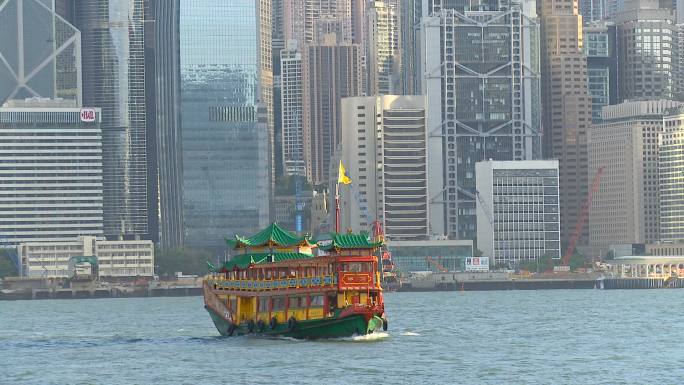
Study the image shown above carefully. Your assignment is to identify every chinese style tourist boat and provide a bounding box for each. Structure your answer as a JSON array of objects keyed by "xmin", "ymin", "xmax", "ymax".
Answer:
[{"xmin": 203, "ymin": 223, "xmax": 388, "ymax": 338}]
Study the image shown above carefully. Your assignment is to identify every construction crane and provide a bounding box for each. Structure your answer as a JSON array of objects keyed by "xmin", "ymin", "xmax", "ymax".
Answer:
[
  {"xmin": 475, "ymin": 189, "xmax": 494, "ymax": 228},
  {"xmin": 561, "ymin": 166, "xmax": 606, "ymax": 265}
]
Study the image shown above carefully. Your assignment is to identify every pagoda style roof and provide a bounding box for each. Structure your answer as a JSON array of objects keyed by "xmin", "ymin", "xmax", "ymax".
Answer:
[
  {"xmin": 227, "ymin": 223, "xmax": 312, "ymax": 249},
  {"xmin": 318, "ymin": 233, "xmax": 383, "ymax": 252},
  {"xmin": 220, "ymin": 251, "xmax": 314, "ymax": 270}
]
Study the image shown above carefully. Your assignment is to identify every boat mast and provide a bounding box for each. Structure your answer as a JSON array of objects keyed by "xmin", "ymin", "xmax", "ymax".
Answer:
[{"xmin": 335, "ymin": 182, "xmax": 340, "ymax": 233}]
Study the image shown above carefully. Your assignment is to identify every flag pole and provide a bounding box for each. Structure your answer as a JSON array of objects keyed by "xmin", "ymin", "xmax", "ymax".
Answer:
[{"xmin": 335, "ymin": 182, "xmax": 340, "ymax": 233}]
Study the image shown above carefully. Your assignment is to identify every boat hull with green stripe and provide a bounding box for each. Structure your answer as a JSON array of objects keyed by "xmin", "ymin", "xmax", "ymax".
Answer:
[{"xmin": 203, "ymin": 223, "xmax": 388, "ymax": 339}]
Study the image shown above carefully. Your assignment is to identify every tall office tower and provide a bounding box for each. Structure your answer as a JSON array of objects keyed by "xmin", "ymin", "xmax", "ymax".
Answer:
[
  {"xmin": 75, "ymin": 1, "xmax": 148, "ymax": 239},
  {"xmin": 303, "ymin": 34, "xmax": 362, "ymax": 185},
  {"xmin": 340, "ymin": 96, "xmax": 428, "ymax": 240},
  {"xmin": 579, "ymin": 0, "xmax": 606, "ymax": 22},
  {"xmin": 283, "ymin": 0, "xmax": 353, "ymax": 46},
  {"xmin": 143, "ymin": 1, "xmax": 159, "ymax": 245},
  {"xmin": 0, "ymin": 101, "xmax": 103, "ymax": 244},
  {"xmin": 422, "ymin": 2, "xmax": 542, "ymax": 239},
  {"xmin": 538, "ymin": 0, "xmax": 591, "ymax": 245},
  {"xmin": 660, "ymin": 107, "xmax": 684, "ymax": 241},
  {"xmin": 179, "ymin": 0, "xmax": 272, "ymax": 249},
  {"xmin": 616, "ymin": 0, "xmax": 676, "ymax": 101},
  {"xmin": 153, "ymin": 0, "xmax": 183, "ymax": 249},
  {"xmin": 0, "ymin": 0, "xmax": 81, "ymax": 106},
  {"xmin": 584, "ymin": 22, "xmax": 619, "ymax": 123},
  {"xmin": 475, "ymin": 160, "xmax": 561, "ymax": 264},
  {"xmin": 400, "ymin": 0, "xmax": 422, "ymax": 95},
  {"xmin": 588, "ymin": 100, "xmax": 682, "ymax": 249},
  {"xmin": 367, "ymin": 0, "xmax": 402, "ymax": 95},
  {"xmin": 676, "ymin": 24, "xmax": 684, "ymax": 100},
  {"xmin": 281, "ymin": 44, "xmax": 305, "ymax": 176}
]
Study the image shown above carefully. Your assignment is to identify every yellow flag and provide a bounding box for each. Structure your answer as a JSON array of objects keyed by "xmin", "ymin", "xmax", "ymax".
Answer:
[{"xmin": 338, "ymin": 160, "xmax": 352, "ymax": 185}]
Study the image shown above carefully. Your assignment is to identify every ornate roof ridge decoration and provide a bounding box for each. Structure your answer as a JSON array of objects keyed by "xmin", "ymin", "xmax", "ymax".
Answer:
[
  {"xmin": 220, "ymin": 251, "xmax": 315, "ymax": 270},
  {"xmin": 226, "ymin": 222, "xmax": 313, "ymax": 249},
  {"xmin": 317, "ymin": 232, "xmax": 383, "ymax": 252}
]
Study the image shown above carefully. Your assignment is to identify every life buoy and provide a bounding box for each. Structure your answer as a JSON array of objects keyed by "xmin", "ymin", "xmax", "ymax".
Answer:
[
  {"xmin": 247, "ymin": 320, "xmax": 255, "ymax": 333},
  {"xmin": 256, "ymin": 319, "xmax": 266, "ymax": 332},
  {"xmin": 269, "ymin": 317, "xmax": 278, "ymax": 329},
  {"xmin": 287, "ymin": 317, "xmax": 297, "ymax": 332}
]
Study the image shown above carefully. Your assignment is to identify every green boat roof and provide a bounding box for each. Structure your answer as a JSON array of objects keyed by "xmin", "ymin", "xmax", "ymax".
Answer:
[
  {"xmin": 318, "ymin": 233, "xmax": 383, "ymax": 252},
  {"xmin": 227, "ymin": 223, "xmax": 312, "ymax": 249},
  {"xmin": 221, "ymin": 251, "xmax": 314, "ymax": 270}
]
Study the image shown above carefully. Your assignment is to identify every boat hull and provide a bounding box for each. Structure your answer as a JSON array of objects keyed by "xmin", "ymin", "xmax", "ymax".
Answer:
[{"xmin": 206, "ymin": 306, "xmax": 383, "ymax": 339}]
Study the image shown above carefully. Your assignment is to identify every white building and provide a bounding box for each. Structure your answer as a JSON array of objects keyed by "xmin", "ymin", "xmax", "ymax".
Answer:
[
  {"xmin": 476, "ymin": 160, "xmax": 561, "ymax": 264},
  {"xmin": 339, "ymin": 95, "xmax": 428, "ymax": 240},
  {"xmin": 0, "ymin": 102, "xmax": 104, "ymax": 244},
  {"xmin": 280, "ymin": 42, "xmax": 305, "ymax": 176},
  {"xmin": 18, "ymin": 236, "xmax": 154, "ymax": 279},
  {"xmin": 661, "ymin": 106, "xmax": 684, "ymax": 241}
]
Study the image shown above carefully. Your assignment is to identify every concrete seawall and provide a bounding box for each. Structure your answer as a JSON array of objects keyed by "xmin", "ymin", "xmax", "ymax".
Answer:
[{"xmin": 0, "ymin": 286, "xmax": 202, "ymax": 301}]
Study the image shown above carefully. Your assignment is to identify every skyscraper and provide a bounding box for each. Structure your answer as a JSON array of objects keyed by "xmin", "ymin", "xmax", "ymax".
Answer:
[
  {"xmin": 0, "ymin": 0, "xmax": 81, "ymax": 106},
  {"xmin": 303, "ymin": 34, "xmax": 362, "ymax": 185},
  {"xmin": 340, "ymin": 95, "xmax": 429, "ymax": 240},
  {"xmin": 584, "ymin": 22, "xmax": 619, "ymax": 123},
  {"xmin": 589, "ymin": 100, "xmax": 681, "ymax": 249},
  {"xmin": 75, "ymin": 1, "xmax": 149, "ymax": 239},
  {"xmin": 152, "ymin": 0, "xmax": 183, "ymax": 249},
  {"xmin": 179, "ymin": 0, "xmax": 271, "ymax": 249},
  {"xmin": 367, "ymin": 0, "xmax": 402, "ymax": 95},
  {"xmin": 422, "ymin": 2, "xmax": 542, "ymax": 239},
  {"xmin": 616, "ymin": 0, "xmax": 676, "ymax": 101},
  {"xmin": 660, "ymin": 106, "xmax": 684, "ymax": 242},
  {"xmin": 0, "ymin": 101, "xmax": 103, "ymax": 244},
  {"xmin": 281, "ymin": 44, "xmax": 305, "ymax": 176},
  {"xmin": 539, "ymin": 0, "xmax": 591, "ymax": 244}
]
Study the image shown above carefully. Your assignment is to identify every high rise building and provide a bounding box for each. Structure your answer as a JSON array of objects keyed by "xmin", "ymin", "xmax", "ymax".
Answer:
[
  {"xmin": 152, "ymin": 0, "xmax": 183, "ymax": 249},
  {"xmin": 283, "ymin": 0, "xmax": 353, "ymax": 46},
  {"xmin": 616, "ymin": 0, "xmax": 676, "ymax": 101},
  {"xmin": 400, "ymin": 0, "xmax": 422, "ymax": 95},
  {"xmin": 367, "ymin": 0, "xmax": 402, "ymax": 95},
  {"xmin": 179, "ymin": 0, "xmax": 272, "ymax": 249},
  {"xmin": 422, "ymin": 2, "xmax": 542, "ymax": 239},
  {"xmin": 303, "ymin": 34, "xmax": 362, "ymax": 185},
  {"xmin": 0, "ymin": 101, "xmax": 103, "ymax": 244},
  {"xmin": 584, "ymin": 22, "xmax": 619, "ymax": 123},
  {"xmin": 579, "ymin": 0, "xmax": 606, "ymax": 22},
  {"xmin": 538, "ymin": 0, "xmax": 592, "ymax": 244},
  {"xmin": 75, "ymin": 1, "xmax": 149, "ymax": 240},
  {"xmin": 588, "ymin": 100, "xmax": 683, "ymax": 249},
  {"xmin": 660, "ymin": 106, "xmax": 684, "ymax": 241},
  {"xmin": 281, "ymin": 44, "xmax": 305, "ymax": 176},
  {"xmin": 475, "ymin": 160, "xmax": 561, "ymax": 264},
  {"xmin": 340, "ymin": 95, "xmax": 429, "ymax": 240},
  {"xmin": 0, "ymin": 0, "xmax": 81, "ymax": 106}
]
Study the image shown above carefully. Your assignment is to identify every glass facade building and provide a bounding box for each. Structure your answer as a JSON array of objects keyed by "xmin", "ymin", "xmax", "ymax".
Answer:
[
  {"xmin": 0, "ymin": 0, "xmax": 81, "ymax": 105},
  {"xmin": 584, "ymin": 23, "xmax": 619, "ymax": 123},
  {"xmin": 75, "ymin": 1, "xmax": 149, "ymax": 239},
  {"xmin": 423, "ymin": 2, "xmax": 541, "ymax": 240},
  {"xmin": 180, "ymin": 0, "xmax": 271, "ymax": 249},
  {"xmin": 387, "ymin": 240, "xmax": 473, "ymax": 273}
]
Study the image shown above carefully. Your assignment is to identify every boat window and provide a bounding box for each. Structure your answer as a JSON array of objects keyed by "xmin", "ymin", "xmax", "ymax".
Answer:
[
  {"xmin": 266, "ymin": 270, "xmax": 272, "ymax": 279},
  {"xmin": 229, "ymin": 298, "xmax": 237, "ymax": 311},
  {"xmin": 258, "ymin": 298, "xmax": 268, "ymax": 312},
  {"xmin": 349, "ymin": 263, "xmax": 362, "ymax": 272},
  {"xmin": 310, "ymin": 295, "xmax": 324, "ymax": 307},
  {"xmin": 272, "ymin": 297, "xmax": 286, "ymax": 311},
  {"xmin": 289, "ymin": 296, "xmax": 305, "ymax": 308}
]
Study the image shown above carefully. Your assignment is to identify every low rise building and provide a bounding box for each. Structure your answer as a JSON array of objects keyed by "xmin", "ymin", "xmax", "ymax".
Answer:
[
  {"xmin": 386, "ymin": 239, "xmax": 473, "ymax": 273},
  {"xmin": 475, "ymin": 160, "xmax": 561, "ymax": 265},
  {"xmin": 18, "ymin": 236, "xmax": 154, "ymax": 279}
]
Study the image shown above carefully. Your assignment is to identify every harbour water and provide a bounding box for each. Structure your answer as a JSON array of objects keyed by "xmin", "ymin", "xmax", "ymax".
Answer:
[{"xmin": 1, "ymin": 290, "xmax": 683, "ymax": 384}]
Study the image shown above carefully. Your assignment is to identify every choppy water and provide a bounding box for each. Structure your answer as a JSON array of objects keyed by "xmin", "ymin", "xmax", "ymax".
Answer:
[{"xmin": 1, "ymin": 290, "xmax": 683, "ymax": 384}]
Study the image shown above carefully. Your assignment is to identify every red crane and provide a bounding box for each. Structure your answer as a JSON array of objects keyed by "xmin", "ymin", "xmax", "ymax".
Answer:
[{"xmin": 561, "ymin": 166, "xmax": 605, "ymax": 266}]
